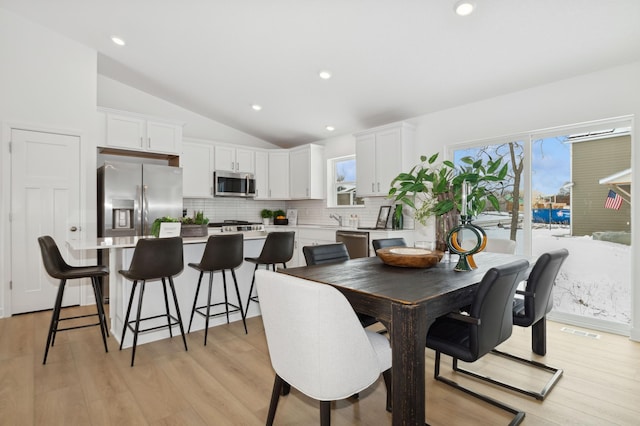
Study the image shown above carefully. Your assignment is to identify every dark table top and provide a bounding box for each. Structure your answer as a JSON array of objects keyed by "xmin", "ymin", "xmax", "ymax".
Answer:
[{"xmin": 281, "ymin": 252, "xmax": 528, "ymax": 321}]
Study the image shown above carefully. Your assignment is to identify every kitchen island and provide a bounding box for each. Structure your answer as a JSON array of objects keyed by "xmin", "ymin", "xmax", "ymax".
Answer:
[{"xmin": 68, "ymin": 232, "xmax": 267, "ymax": 348}]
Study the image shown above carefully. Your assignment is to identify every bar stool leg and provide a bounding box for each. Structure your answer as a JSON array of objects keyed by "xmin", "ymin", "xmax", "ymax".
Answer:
[
  {"xmin": 188, "ymin": 271, "xmax": 204, "ymax": 334},
  {"xmin": 204, "ymin": 271, "xmax": 214, "ymax": 346},
  {"xmin": 131, "ymin": 281, "xmax": 146, "ymax": 367},
  {"xmin": 167, "ymin": 277, "xmax": 188, "ymax": 351},
  {"xmin": 92, "ymin": 277, "xmax": 109, "ymax": 337},
  {"xmin": 120, "ymin": 280, "xmax": 138, "ymax": 351},
  {"xmin": 245, "ymin": 264, "xmax": 259, "ymax": 317},
  {"xmin": 222, "ymin": 271, "xmax": 231, "ymax": 324},
  {"xmin": 231, "ymin": 269, "xmax": 248, "ymax": 334},
  {"xmin": 91, "ymin": 277, "xmax": 109, "ymax": 353},
  {"xmin": 161, "ymin": 278, "xmax": 174, "ymax": 338},
  {"xmin": 43, "ymin": 279, "xmax": 66, "ymax": 364}
]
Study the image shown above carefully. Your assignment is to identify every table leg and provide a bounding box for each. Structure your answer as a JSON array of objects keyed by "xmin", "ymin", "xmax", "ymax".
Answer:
[{"xmin": 391, "ymin": 302, "xmax": 430, "ymax": 426}]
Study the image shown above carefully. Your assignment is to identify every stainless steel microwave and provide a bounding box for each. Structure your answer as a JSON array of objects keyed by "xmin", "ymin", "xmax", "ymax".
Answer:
[{"xmin": 214, "ymin": 171, "xmax": 256, "ymax": 197}]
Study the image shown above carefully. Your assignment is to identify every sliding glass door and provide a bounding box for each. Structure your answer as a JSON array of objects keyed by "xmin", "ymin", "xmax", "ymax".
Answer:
[{"xmin": 450, "ymin": 119, "xmax": 632, "ymax": 333}]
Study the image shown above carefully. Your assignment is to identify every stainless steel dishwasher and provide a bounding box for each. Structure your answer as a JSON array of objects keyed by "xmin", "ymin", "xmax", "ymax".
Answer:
[{"xmin": 336, "ymin": 230, "xmax": 370, "ymax": 258}]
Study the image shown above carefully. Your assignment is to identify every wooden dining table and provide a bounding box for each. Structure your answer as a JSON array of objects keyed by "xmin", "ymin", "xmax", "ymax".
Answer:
[{"xmin": 280, "ymin": 251, "xmax": 526, "ymax": 426}]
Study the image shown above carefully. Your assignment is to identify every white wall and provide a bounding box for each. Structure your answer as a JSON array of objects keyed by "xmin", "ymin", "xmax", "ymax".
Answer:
[
  {"xmin": 405, "ymin": 62, "xmax": 640, "ymax": 340},
  {"xmin": 317, "ymin": 61, "xmax": 640, "ymax": 340},
  {"xmin": 97, "ymin": 75, "xmax": 279, "ymax": 149},
  {"xmin": 0, "ymin": 8, "xmax": 99, "ymax": 317}
]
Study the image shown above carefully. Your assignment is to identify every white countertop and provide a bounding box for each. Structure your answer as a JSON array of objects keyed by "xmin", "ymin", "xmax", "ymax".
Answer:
[
  {"xmin": 268, "ymin": 224, "xmax": 413, "ymax": 232},
  {"xmin": 67, "ymin": 231, "xmax": 267, "ymax": 251}
]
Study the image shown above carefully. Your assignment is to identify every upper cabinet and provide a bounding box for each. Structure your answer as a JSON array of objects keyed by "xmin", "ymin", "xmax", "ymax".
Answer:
[
  {"xmin": 267, "ymin": 151, "xmax": 290, "ymax": 199},
  {"xmin": 289, "ymin": 144, "xmax": 325, "ymax": 199},
  {"xmin": 100, "ymin": 108, "xmax": 183, "ymax": 156},
  {"xmin": 254, "ymin": 150, "xmax": 269, "ymax": 200},
  {"xmin": 214, "ymin": 145, "xmax": 255, "ymax": 173},
  {"xmin": 355, "ymin": 122, "xmax": 415, "ymax": 197},
  {"xmin": 181, "ymin": 139, "xmax": 215, "ymax": 198}
]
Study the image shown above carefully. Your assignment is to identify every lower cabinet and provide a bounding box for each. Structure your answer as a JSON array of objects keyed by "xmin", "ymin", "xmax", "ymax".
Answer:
[{"xmin": 266, "ymin": 226, "xmax": 337, "ymax": 267}]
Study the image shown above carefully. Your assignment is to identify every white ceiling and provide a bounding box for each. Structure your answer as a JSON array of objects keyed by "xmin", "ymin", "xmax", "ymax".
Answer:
[{"xmin": 2, "ymin": 0, "xmax": 640, "ymax": 148}]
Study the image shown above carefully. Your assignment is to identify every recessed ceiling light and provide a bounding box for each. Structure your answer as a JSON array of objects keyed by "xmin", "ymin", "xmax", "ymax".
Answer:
[
  {"xmin": 325, "ymin": 126, "xmax": 335, "ymax": 132},
  {"xmin": 251, "ymin": 104, "xmax": 262, "ymax": 111},
  {"xmin": 454, "ymin": 1, "xmax": 475, "ymax": 16},
  {"xmin": 111, "ymin": 36, "xmax": 126, "ymax": 46},
  {"xmin": 318, "ymin": 70, "xmax": 332, "ymax": 80}
]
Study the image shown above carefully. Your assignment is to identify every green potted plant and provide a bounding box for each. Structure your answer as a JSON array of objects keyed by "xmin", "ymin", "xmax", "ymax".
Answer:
[
  {"xmin": 389, "ymin": 152, "xmax": 507, "ymax": 250},
  {"xmin": 261, "ymin": 208, "xmax": 274, "ymax": 225},
  {"xmin": 180, "ymin": 210, "xmax": 209, "ymax": 237},
  {"xmin": 150, "ymin": 216, "xmax": 180, "ymax": 237},
  {"xmin": 273, "ymin": 209, "xmax": 288, "ymax": 225}
]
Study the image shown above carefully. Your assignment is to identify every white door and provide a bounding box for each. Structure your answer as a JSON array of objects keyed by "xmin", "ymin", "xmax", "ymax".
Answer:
[{"xmin": 10, "ymin": 129, "xmax": 81, "ymax": 314}]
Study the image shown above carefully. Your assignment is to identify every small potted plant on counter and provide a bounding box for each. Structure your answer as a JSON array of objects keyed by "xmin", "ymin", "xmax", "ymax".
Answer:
[
  {"xmin": 150, "ymin": 216, "xmax": 180, "ymax": 237},
  {"xmin": 180, "ymin": 211, "xmax": 209, "ymax": 237},
  {"xmin": 261, "ymin": 208, "xmax": 273, "ymax": 225},
  {"xmin": 273, "ymin": 209, "xmax": 288, "ymax": 225}
]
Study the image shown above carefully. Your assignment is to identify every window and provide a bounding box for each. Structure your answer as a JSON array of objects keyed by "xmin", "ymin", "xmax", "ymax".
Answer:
[
  {"xmin": 449, "ymin": 117, "xmax": 633, "ymax": 333},
  {"xmin": 328, "ymin": 156, "xmax": 364, "ymax": 207}
]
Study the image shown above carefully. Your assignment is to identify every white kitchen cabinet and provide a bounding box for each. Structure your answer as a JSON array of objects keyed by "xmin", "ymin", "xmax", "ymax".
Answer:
[
  {"xmin": 181, "ymin": 139, "xmax": 215, "ymax": 198},
  {"xmin": 267, "ymin": 226, "xmax": 336, "ymax": 267},
  {"xmin": 355, "ymin": 121, "xmax": 415, "ymax": 197},
  {"xmin": 289, "ymin": 144, "xmax": 325, "ymax": 199},
  {"xmin": 267, "ymin": 151, "xmax": 290, "ymax": 199},
  {"xmin": 214, "ymin": 145, "xmax": 255, "ymax": 173},
  {"xmin": 254, "ymin": 150, "xmax": 269, "ymax": 200},
  {"xmin": 295, "ymin": 228, "xmax": 336, "ymax": 266},
  {"xmin": 147, "ymin": 120, "xmax": 182, "ymax": 153},
  {"xmin": 102, "ymin": 109, "xmax": 183, "ymax": 155}
]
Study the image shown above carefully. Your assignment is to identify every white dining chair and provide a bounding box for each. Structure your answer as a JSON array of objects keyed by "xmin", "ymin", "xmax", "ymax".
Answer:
[{"xmin": 256, "ymin": 269, "xmax": 392, "ymax": 425}]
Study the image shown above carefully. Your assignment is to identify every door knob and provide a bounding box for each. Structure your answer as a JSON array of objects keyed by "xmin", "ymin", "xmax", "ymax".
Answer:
[{"xmin": 70, "ymin": 226, "xmax": 78, "ymax": 232}]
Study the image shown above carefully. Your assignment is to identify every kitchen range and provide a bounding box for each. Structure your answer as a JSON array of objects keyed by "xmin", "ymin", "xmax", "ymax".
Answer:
[{"xmin": 207, "ymin": 219, "xmax": 264, "ymax": 233}]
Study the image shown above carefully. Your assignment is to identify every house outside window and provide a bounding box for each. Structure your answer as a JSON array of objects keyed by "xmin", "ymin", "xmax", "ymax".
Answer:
[{"xmin": 329, "ymin": 156, "xmax": 364, "ymax": 207}]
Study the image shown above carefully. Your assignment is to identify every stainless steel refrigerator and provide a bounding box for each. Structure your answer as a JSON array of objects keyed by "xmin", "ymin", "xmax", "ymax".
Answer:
[{"xmin": 97, "ymin": 161, "xmax": 183, "ymax": 237}]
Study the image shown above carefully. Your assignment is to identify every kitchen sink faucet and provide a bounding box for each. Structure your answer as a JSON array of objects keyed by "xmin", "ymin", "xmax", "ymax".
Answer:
[{"xmin": 329, "ymin": 214, "xmax": 343, "ymax": 226}]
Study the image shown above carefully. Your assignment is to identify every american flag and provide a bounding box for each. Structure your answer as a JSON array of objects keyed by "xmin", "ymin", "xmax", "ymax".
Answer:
[{"xmin": 604, "ymin": 189, "xmax": 623, "ymax": 210}]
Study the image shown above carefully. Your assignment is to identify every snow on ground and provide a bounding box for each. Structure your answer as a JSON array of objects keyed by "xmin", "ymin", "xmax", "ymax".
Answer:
[
  {"xmin": 533, "ymin": 227, "xmax": 631, "ymax": 324},
  {"xmin": 482, "ymin": 225, "xmax": 631, "ymax": 325}
]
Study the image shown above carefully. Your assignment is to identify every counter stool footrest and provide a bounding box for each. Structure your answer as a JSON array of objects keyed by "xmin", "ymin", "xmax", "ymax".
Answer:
[
  {"xmin": 56, "ymin": 320, "xmax": 104, "ymax": 333},
  {"xmin": 194, "ymin": 303, "xmax": 242, "ymax": 319},
  {"xmin": 126, "ymin": 314, "xmax": 181, "ymax": 334}
]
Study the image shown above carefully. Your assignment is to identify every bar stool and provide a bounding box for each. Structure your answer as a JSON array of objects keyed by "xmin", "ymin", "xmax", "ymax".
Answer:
[
  {"xmin": 187, "ymin": 234, "xmax": 247, "ymax": 345},
  {"xmin": 119, "ymin": 236, "xmax": 187, "ymax": 366},
  {"xmin": 244, "ymin": 231, "xmax": 295, "ymax": 316},
  {"xmin": 37, "ymin": 235, "xmax": 110, "ymax": 365}
]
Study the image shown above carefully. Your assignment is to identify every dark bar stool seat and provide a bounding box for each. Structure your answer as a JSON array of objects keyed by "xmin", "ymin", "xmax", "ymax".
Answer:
[
  {"xmin": 187, "ymin": 234, "xmax": 247, "ymax": 345},
  {"xmin": 119, "ymin": 236, "xmax": 187, "ymax": 366},
  {"xmin": 244, "ymin": 231, "xmax": 295, "ymax": 316},
  {"xmin": 38, "ymin": 235, "xmax": 109, "ymax": 365}
]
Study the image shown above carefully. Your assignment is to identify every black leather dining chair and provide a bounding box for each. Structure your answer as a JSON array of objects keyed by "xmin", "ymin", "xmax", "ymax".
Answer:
[
  {"xmin": 119, "ymin": 236, "xmax": 187, "ymax": 366},
  {"xmin": 244, "ymin": 231, "xmax": 295, "ymax": 317},
  {"xmin": 372, "ymin": 238, "xmax": 407, "ymax": 251},
  {"xmin": 38, "ymin": 236, "xmax": 110, "ymax": 364},
  {"xmin": 303, "ymin": 243, "xmax": 378, "ymax": 329},
  {"xmin": 426, "ymin": 259, "xmax": 530, "ymax": 425},
  {"xmin": 459, "ymin": 249, "xmax": 569, "ymax": 400}
]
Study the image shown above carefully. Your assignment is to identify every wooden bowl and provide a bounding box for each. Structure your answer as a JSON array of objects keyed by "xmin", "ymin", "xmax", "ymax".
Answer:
[{"xmin": 376, "ymin": 247, "xmax": 444, "ymax": 268}]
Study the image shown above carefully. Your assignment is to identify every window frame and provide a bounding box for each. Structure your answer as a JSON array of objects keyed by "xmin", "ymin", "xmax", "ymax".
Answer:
[{"xmin": 327, "ymin": 155, "xmax": 364, "ymax": 208}]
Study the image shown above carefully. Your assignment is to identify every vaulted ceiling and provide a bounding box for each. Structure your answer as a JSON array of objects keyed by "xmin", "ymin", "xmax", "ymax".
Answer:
[{"xmin": 2, "ymin": 0, "xmax": 640, "ymax": 147}]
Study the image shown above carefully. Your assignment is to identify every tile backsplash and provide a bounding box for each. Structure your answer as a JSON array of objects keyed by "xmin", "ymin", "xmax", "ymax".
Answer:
[{"xmin": 183, "ymin": 197, "xmax": 415, "ymax": 229}]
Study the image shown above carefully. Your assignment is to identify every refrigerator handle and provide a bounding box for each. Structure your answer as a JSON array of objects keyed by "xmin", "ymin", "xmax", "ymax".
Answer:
[
  {"xmin": 142, "ymin": 184, "xmax": 149, "ymax": 235},
  {"xmin": 135, "ymin": 185, "xmax": 142, "ymax": 236}
]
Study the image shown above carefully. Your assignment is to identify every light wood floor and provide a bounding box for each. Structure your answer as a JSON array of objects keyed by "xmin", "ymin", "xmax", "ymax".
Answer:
[{"xmin": 1, "ymin": 305, "xmax": 639, "ymax": 425}]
